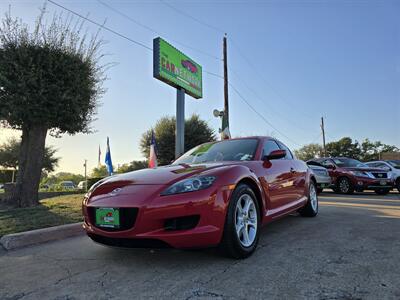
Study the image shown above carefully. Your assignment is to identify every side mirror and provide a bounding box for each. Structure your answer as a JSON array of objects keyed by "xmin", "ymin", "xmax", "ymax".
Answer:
[
  {"xmin": 326, "ymin": 164, "xmax": 335, "ymax": 170},
  {"xmin": 263, "ymin": 149, "xmax": 286, "ymax": 161}
]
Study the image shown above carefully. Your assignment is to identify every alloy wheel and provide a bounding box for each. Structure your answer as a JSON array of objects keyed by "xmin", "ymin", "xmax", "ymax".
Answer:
[
  {"xmin": 309, "ymin": 183, "xmax": 318, "ymax": 212},
  {"xmin": 235, "ymin": 194, "xmax": 258, "ymax": 247},
  {"xmin": 339, "ymin": 178, "xmax": 350, "ymax": 193}
]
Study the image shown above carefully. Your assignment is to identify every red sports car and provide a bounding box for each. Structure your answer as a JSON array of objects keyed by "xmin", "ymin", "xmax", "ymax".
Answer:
[{"xmin": 83, "ymin": 137, "xmax": 318, "ymax": 258}]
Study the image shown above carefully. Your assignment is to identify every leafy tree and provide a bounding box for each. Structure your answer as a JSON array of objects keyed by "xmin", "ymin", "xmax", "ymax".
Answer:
[
  {"xmin": 359, "ymin": 139, "xmax": 399, "ymax": 161},
  {"xmin": 295, "ymin": 137, "xmax": 399, "ymax": 161},
  {"xmin": 117, "ymin": 161, "xmax": 148, "ymax": 173},
  {"xmin": 0, "ymin": 138, "xmax": 59, "ymax": 172},
  {"xmin": 294, "ymin": 143, "xmax": 323, "ymax": 161},
  {"xmin": 91, "ymin": 165, "xmax": 109, "ymax": 178},
  {"xmin": 140, "ymin": 114, "xmax": 216, "ymax": 165},
  {"xmin": 326, "ymin": 137, "xmax": 362, "ymax": 159},
  {"xmin": 0, "ymin": 9, "xmax": 106, "ymax": 206}
]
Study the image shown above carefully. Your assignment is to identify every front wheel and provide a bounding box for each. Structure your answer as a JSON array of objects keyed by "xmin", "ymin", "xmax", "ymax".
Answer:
[
  {"xmin": 219, "ymin": 184, "xmax": 260, "ymax": 259},
  {"xmin": 299, "ymin": 181, "xmax": 318, "ymax": 217},
  {"xmin": 337, "ymin": 177, "xmax": 354, "ymax": 194}
]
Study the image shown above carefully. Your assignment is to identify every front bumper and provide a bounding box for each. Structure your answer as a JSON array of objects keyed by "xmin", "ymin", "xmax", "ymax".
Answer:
[
  {"xmin": 82, "ymin": 185, "xmax": 233, "ymax": 249},
  {"xmin": 314, "ymin": 175, "xmax": 331, "ymax": 189},
  {"xmin": 352, "ymin": 177, "xmax": 393, "ymax": 191}
]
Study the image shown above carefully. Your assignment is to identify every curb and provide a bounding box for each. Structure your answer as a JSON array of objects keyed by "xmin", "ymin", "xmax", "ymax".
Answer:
[{"xmin": 0, "ymin": 223, "xmax": 84, "ymax": 251}]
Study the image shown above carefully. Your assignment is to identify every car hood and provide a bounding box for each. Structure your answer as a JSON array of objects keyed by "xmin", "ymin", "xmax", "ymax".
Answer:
[
  {"xmin": 90, "ymin": 162, "xmax": 241, "ymax": 193},
  {"xmin": 341, "ymin": 167, "xmax": 388, "ymax": 173}
]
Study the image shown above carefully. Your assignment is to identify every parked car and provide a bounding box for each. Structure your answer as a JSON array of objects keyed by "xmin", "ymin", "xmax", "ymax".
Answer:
[
  {"xmin": 314, "ymin": 157, "xmax": 393, "ymax": 195},
  {"xmin": 59, "ymin": 181, "xmax": 75, "ymax": 190},
  {"xmin": 365, "ymin": 160, "xmax": 400, "ymax": 192},
  {"xmin": 306, "ymin": 160, "xmax": 331, "ymax": 193},
  {"xmin": 77, "ymin": 181, "xmax": 87, "ymax": 190},
  {"xmin": 83, "ymin": 137, "xmax": 319, "ymax": 259}
]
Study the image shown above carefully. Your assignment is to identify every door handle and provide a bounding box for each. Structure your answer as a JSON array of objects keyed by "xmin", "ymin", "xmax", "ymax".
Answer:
[{"xmin": 290, "ymin": 167, "xmax": 296, "ymax": 173}]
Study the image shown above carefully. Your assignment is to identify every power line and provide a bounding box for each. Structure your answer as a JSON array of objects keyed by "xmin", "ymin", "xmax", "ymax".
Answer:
[
  {"xmin": 47, "ymin": 0, "xmax": 153, "ymax": 51},
  {"xmin": 159, "ymin": 0, "xmax": 225, "ymax": 34},
  {"xmin": 228, "ymin": 83, "xmax": 301, "ymax": 146},
  {"xmin": 228, "ymin": 37, "xmax": 315, "ymax": 120},
  {"xmin": 95, "ymin": 0, "xmax": 221, "ymax": 61},
  {"xmin": 158, "ymin": 0, "xmax": 314, "ymax": 119},
  {"xmin": 229, "ymin": 66, "xmax": 313, "ymax": 134},
  {"xmin": 48, "ymin": 0, "xmax": 301, "ymax": 146}
]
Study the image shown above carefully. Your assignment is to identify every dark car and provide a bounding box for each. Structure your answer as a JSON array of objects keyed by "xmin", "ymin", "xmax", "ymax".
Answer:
[
  {"xmin": 315, "ymin": 157, "xmax": 393, "ymax": 195},
  {"xmin": 83, "ymin": 137, "xmax": 318, "ymax": 259}
]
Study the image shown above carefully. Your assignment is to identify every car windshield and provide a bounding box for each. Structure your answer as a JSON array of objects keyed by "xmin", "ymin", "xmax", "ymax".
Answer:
[
  {"xmin": 173, "ymin": 139, "xmax": 259, "ymax": 165},
  {"xmin": 387, "ymin": 160, "xmax": 400, "ymax": 168},
  {"xmin": 333, "ymin": 158, "xmax": 367, "ymax": 168}
]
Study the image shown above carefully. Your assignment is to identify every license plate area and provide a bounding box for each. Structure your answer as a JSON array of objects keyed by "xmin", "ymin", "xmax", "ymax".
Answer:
[
  {"xmin": 380, "ymin": 180, "xmax": 387, "ymax": 186},
  {"xmin": 95, "ymin": 208, "xmax": 120, "ymax": 228}
]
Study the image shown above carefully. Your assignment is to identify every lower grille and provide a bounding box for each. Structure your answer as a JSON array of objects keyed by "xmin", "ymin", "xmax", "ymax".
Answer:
[
  {"xmin": 87, "ymin": 233, "xmax": 171, "ymax": 248},
  {"xmin": 372, "ymin": 172, "xmax": 387, "ymax": 179},
  {"xmin": 164, "ymin": 215, "xmax": 200, "ymax": 231},
  {"xmin": 88, "ymin": 207, "xmax": 138, "ymax": 232}
]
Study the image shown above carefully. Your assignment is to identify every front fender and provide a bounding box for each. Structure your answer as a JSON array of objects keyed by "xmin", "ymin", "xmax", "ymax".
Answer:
[{"xmin": 202, "ymin": 164, "xmax": 266, "ymax": 220}]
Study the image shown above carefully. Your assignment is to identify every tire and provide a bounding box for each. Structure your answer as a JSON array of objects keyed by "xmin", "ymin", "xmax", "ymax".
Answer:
[
  {"xmin": 299, "ymin": 180, "xmax": 318, "ymax": 217},
  {"xmin": 396, "ymin": 178, "xmax": 400, "ymax": 193},
  {"xmin": 337, "ymin": 177, "xmax": 354, "ymax": 194},
  {"xmin": 375, "ymin": 189, "xmax": 390, "ymax": 195},
  {"xmin": 219, "ymin": 184, "xmax": 260, "ymax": 259}
]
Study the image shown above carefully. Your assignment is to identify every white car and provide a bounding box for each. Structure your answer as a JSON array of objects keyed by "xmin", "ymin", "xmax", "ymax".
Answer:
[
  {"xmin": 77, "ymin": 181, "xmax": 87, "ymax": 190},
  {"xmin": 365, "ymin": 160, "xmax": 400, "ymax": 192}
]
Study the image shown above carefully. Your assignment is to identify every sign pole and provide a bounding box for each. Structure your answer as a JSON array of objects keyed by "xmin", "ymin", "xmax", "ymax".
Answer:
[
  {"xmin": 223, "ymin": 34, "xmax": 229, "ymax": 133},
  {"xmin": 176, "ymin": 88, "xmax": 185, "ymax": 159}
]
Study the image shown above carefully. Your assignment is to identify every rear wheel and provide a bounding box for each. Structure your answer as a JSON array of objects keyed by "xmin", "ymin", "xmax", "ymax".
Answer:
[
  {"xmin": 299, "ymin": 181, "xmax": 318, "ymax": 217},
  {"xmin": 337, "ymin": 177, "xmax": 354, "ymax": 194},
  {"xmin": 220, "ymin": 184, "xmax": 260, "ymax": 259},
  {"xmin": 375, "ymin": 189, "xmax": 390, "ymax": 195}
]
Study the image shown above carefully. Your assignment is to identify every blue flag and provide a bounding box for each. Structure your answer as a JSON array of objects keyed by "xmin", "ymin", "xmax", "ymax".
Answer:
[{"xmin": 105, "ymin": 137, "xmax": 113, "ymax": 175}]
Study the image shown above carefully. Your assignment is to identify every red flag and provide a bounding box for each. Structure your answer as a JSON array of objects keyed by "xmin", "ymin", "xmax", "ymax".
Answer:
[{"xmin": 149, "ymin": 131, "xmax": 158, "ymax": 168}]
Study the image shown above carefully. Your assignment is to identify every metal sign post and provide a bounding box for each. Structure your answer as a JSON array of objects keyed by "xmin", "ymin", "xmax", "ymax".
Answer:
[{"xmin": 176, "ymin": 88, "xmax": 185, "ymax": 158}]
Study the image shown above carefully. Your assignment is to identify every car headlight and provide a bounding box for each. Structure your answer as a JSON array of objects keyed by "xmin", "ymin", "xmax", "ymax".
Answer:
[
  {"xmin": 161, "ymin": 176, "xmax": 216, "ymax": 196},
  {"xmin": 350, "ymin": 171, "xmax": 374, "ymax": 178}
]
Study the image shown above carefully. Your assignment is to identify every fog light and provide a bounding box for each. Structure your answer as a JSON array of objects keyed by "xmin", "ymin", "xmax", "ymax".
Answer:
[{"xmin": 357, "ymin": 181, "xmax": 363, "ymax": 186}]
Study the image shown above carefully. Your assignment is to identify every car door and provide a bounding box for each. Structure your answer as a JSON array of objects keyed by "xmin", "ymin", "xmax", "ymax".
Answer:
[
  {"xmin": 259, "ymin": 139, "xmax": 295, "ymax": 211},
  {"xmin": 320, "ymin": 159, "xmax": 339, "ymax": 184},
  {"xmin": 276, "ymin": 141, "xmax": 305, "ymax": 203}
]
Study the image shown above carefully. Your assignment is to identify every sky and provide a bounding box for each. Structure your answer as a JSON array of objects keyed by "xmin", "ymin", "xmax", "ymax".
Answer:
[{"xmin": 0, "ymin": 0, "xmax": 399, "ymax": 175}]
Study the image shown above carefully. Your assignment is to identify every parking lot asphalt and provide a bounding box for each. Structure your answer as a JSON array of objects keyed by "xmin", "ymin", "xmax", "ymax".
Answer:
[{"xmin": 1, "ymin": 191, "xmax": 399, "ymax": 300}]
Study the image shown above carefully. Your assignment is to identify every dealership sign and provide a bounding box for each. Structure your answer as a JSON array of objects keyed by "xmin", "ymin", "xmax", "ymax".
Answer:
[{"xmin": 153, "ymin": 37, "xmax": 202, "ymax": 99}]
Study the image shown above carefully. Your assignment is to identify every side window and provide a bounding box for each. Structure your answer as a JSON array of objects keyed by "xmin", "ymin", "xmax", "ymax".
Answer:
[
  {"xmin": 321, "ymin": 159, "xmax": 334, "ymax": 168},
  {"xmin": 277, "ymin": 141, "xmax": 293, "ymax": 160},
  {"xmin": 262, "ymin": 140, "xmax": 280, "ymax": 158}
]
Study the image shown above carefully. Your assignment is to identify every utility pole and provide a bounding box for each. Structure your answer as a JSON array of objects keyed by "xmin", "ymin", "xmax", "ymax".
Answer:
[
  {"xmin": 83, "ymin": 159, "xmax": 87, "ymax": 192},
  {"xmin": 321, "ymin": 117, "xmax": 327, "ymax": 157},
  {"xmin": 213, "ymin": 35, "xmax": 231, "ymax": 139},
  {"xmin": 223, "ymin": 34, "xmax": 229, "ymax": 128}
]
